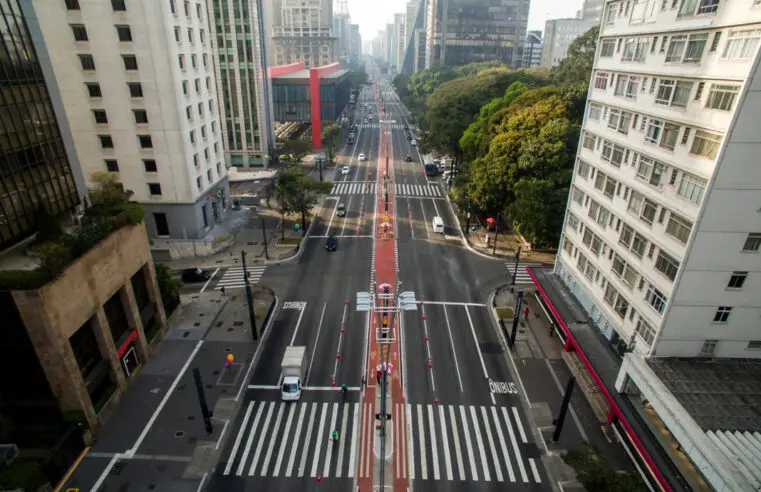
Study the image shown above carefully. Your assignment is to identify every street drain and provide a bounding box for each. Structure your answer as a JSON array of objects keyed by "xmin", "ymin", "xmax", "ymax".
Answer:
[
  {"xmin": 188, "ymin": 415, "xmax": 195, "ymax": 421},
  {"xmin": 175, "ymin": 431, "xmax": 185, "ymax": 438},
  {"xmin": 111, "ymin": 461, "xmax": 125, "ymax": 475},
  {"xmin": 193, "ymin": 322, "xmax": 201, "ymax": 327},
  {"xmin": 182, "ymin": 331, "xmax": 190, "ymax": 338},
  {"xmin": 227, "ymin": 328, "xmax": 234, "ymax": 332},
  {"xmin": 223, "ymin": 347, "xmax": 233, "ymax": 352},
  {"xmin": 233, "ymin": 322, "xmax": 243, "ymax": 327}
]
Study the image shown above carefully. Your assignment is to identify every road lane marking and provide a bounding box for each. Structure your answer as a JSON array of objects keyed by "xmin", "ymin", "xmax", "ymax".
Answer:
[
  {"xmin": 288, "ymin": 303, "xmax": 307, "ymax": 346},
  {"xmin": 235, "ymin": 402, "xmax": 264, "ymax": 475},
  {"xmin": 325, "ymin": 199, "xmax": 340, "ymax": 234},
  {"xmin": 336, "ymin": 403, "xmax": 351, "ymax": 477},
  {"xmin": 491, "ymin": 406, "xmax": 516, "ymax": 482},
  {"xmin": 417, "ymin": 404, "xmax": 428, "ymax": 479},
  {"xmin": 364, "ymin": 402, "xmax": 373, "ymax": 477},
  {"xmin": 248, "ymin": 402, "xmax": 274, "ymax": 475},
  {"xmin": 348, "ymin": 403, "xmax": 360, "ymax": 478},
  {"xmin": 199, "ymin": 267, "xmax": 219, "ymax": 293},
  {"xmin": 529, "ymin": 458, "xmax": 542, "ymax": 483},
  {"xmin": 448, "ymin": 406, "xmax": 465, "ymax": 480},
  {"xmin": 272, "ymin": 403, "xmax": 296, "ymax": 476},
  {"xmin": 340, "ymin": 195, "xmax": 353, "ymax": 236},
  {"xmin": 223, "ymin": 401, "xmax": 254, "ymax": 475},
  {"xmin": 419, "ymin": 301, "xmax": 487, "ymax": 307},
  {"xmin": 438, "ymin": 405, "xmax": 453, "ymax": 481},
  {"xmin": 480, "ymin": 406, "xmax": 503, "ymax": 482},
  {"xmin": 426, "ymin": 404, "xmax": 440, "ymax": 480},
  {"xmin": 297, "ymin": 403, "xmax": 317, "ymax": 477},
  {"xmin": 310, "ymin": 402, "xmax": 328, "ymax": 477},
  {"xmin": 469, "ymin": 405, "xmax": 490, "ymax": 481},
  {"xmin": 501, "ymin": 407, "xmax": 528, "ymax": 482},
  {"xmin": 285, "ymin": 403, "xmax": 307, "ymax": 477},
  {"xmin": 512, "ymin": 407, "xmax": 528, "ymax": 443},
  {"xmin": 465, "ymin": 306, "xmax": 489, "ymax": 380},
  {"xmin": 247, "ymin": 384, "xmax": 361, "ymax": 391},
  {"xmin": 407, "ymin": 404, "xmax": 415, "ymax": 479},
  {"xmin": 442, "ymin": 306, "xmax": 464, "ymax": 392},
  {"xmin": 323, "ymin": 403, "xmax": 339, "ymax": 477},
  {"xmin": 259, "ymin": 403, "xmax": 285, "ymax": 475},
  {"xmin": 306, "ymin": 302, "xmax": 327, "ymax": 385}
]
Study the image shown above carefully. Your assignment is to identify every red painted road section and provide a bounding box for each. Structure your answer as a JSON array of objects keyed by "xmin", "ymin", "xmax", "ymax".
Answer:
[{"xmin": 357, "ymin": 83, "xmax": 409, "ymax": 491}]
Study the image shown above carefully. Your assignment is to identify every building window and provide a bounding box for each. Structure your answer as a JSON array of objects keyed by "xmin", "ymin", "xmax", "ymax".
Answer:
[
  {"xmin": 655, "ymin": 250, "xmax": 680, "ymax": 281},
  {"xmin": 645, "ymin": 283, "xmax": 668, "ymax": 314},
  {"xmin": 195, "ymin": 78, "xmax": 201, "ymax": 93},
  {"xmin": 99, "ymin": 135, "xmax": 114, "ymax": 149},
  {"xmin": 65, "ymin": 0, "xmax": 81, "ymax": 9},
  {"xmin": 111, "ymin": 0, "xmax": 127, "ymax": 11},
  {"xmin": 105, "ymin": 159, "xmax": 119, "ymax": 172},
  {"xmin": 635, "ymin": 318, "xmax": 656, "ymax": 345},
  {"xmin": 143, "ymin": 159, "xmax": 158, "ymax": 173},
  {"xmin": 656, "ymin": 79, "xmax": 693, "ymax": 107},
  {"xmin": 186, "ymin": 106, "xmax": 193, "ymax": 121},
  {"xmin": 742, "ymin": 233, "xmax": 761, "ymax": 251},
  {"xmin": 607, "ymin": 109, "xmax": 631, "ymax": 134},
  {"xmin": 614, "ymin": 75, "xmax": 640, "ymax": 99},
  {"xmin": 700, "ymin": 339, "xmax": 718, "ymax": 355},
  {"xmin": 722, "ymin": 29, "xmax": 761, "ymax": 60},
  {"xmin": 139, "ymin": 135, "xmax": 153, "ymax": 148},
  {"xmin": 79, "ymin": 54, "xmax": 95, "ymax": 70},
  {"xmin": 678, "ymin": 0, "xmax": 719, "ymax": 15},
  {"xmin": 665, "ymin": 33, "xmax": 708, "ymax": 63},
  {"xmin": 191, "ymin": 54, "xmax": 197, "ymax": 69},
  {"xmin": 706, "ymin": 84, "xmax": 740, "ymax": 111},
  {"xmin": 86, "ymin": 83, "xmax": 102, "ymax": 97},
  {"xmin": 572, "ymin": 186, "xmax": 585, "ymax": 205},
  {"xmin": 594, "ymin": 72, "xmax": 609, "ymax": 90},
  {"xmin": 665, "ymin": 213, "xmax": 692, "ymax": 244},
  {"xmin": 170, "ymin": 0, "xmax": 176, "ymax": 14},
  {"xmin": 677, "ymin": 173, "xmax": 706, "ymax": 204},
  {"xmin": 189, "ymin": 130, "xmax": 195, "ymax": 144},
  {"xmin": 71, "ymin": 24, "xmax": 88, "ymax": 41},
  {"xmin": 747, "ymin": 341, "xmax": 761, "ymax": 350},
  {"xmin": 727, "ymin": 271, "xmax": 748, "ymax": 289},
  {"xmin": 712, "ymin": 306, "xmax": 732, "ymax": 324},
  {"xmin": 174, "ymin": 26, "xmax": 181, "ymax": 43},
  {"xmin": 710, "ymin": 31, "xmax": 722, "ymax": 51},
  {"xmin": 206, "ymin": 76, "xmax": 211, "ymax": 90},
  {"xmin": 193, "ymin": 154, "xmax": 199, "ymax": 168},
  {"xmin": 179, "ymin": 54, "xmax": 185, "ymax": 70},
  {"xmin": 116, "ymin": 25, "xmax": 133, "ymax": 42},
  {"xmin": 203, "ymin": 54, "xmax": 208, "ymax": 68},
  {"xmin": 689, "ymin": 130, "xmax": 721, "ymax": 159},
  {"xmin": 184, "ymin": 0, "xmax": 190, "ymax": 16},
  {"xmin": 635, "ymin": 156, "xmax": 666, "ymax": 187},
  {"xmin": 148, "ymin": 183, "xmax": 162, "ymax": 196},
  {"xmin": 133, "ymin": 109, "xmax": 148, "ymax": 124},
  {"xmin": 122, "ymin": 55, "xmax": 138, "ymax": 70},
  {"xmin": 207, "ymin": 169, "xmax": 212, "ymax": 182},
  {"xmin": 92, "ymin": 109, "xmax": 108, "ymax": 124},
  {"xmin": 681, "ymin": 127, "xmax": 691, "ymax": 144},
  {"xmin": 187, "ymin": 28, "xmax": 193, "ymax": 43},
  {"xmin": 128, "ymin": 82, "xmax": 143, "ymax": 98}
]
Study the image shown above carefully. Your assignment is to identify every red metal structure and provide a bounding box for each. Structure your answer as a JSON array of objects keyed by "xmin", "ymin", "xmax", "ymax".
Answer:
[
  {"xmin": 309, "ymin": 62, "xmax": 342, "ymax": 148},
  {"xmin": 267, "ymin": 61, "xmax": 304, "ymax": 77}
]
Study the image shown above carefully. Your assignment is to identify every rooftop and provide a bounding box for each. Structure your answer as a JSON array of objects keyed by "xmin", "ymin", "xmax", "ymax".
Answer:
[
  {"xmin": 647, "ymin": 357, "xmax": 761, "ymax": 433},
  {"xmin": 272, "ymin": 68, "xmax": 349, "ymax": 80}
]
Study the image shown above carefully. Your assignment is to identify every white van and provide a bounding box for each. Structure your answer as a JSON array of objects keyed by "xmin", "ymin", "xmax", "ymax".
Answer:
[{"xmin": 432, "ymin": 216, "xmax": 444, "ymax": 234}]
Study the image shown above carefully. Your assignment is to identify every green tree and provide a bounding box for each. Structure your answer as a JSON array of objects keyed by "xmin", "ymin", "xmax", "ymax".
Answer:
[
  {"xmin": 321, "ymin": 124, "xmax": 341, "ymax": 164},
  {"xmin": 280, "ymin": 138, "xmax": 312, "ymax": 162},
  {"xmin": 508, "ymin": 178, "xmax": 568, "ymax": 248},
  {"xmin": 550, "ymin": 25, "xmax": 600, "ymax": 91},
  {"xmin": 275, "ymin": 170, "xmax": 299, "ymax": 239},
  {"xmin": 276, "ymin": 168, "xmax": 332, "ymax": 235},
  {"xmin": 154, "ymin": 262, "xmax": 181, "ymax": 314},
  {"xmin": 563, "ymin": 443, "xmax": 647, "ymax": 492},
  {"xmin": 89, "ymin": 171, "xmax": 133, "ymax": 208},
  {"xmin": 33, "ymin": 202, "xmax": 63, "ymax": 243}
]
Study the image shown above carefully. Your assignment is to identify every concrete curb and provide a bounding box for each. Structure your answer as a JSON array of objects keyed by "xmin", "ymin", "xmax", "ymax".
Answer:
[
  {"xmin": 443, "ymin": 193, "xmax": 504, "ymax": 262},
  {"xmin": 263, "ymin": 199, "xmax": 323, "ymax": 266},
  {"xmin": 486, "ymin": 287, "xmax": 565, "ymax": 492}
]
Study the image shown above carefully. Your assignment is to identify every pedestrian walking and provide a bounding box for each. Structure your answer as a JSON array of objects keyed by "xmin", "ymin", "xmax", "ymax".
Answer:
[
  {"xmin": 376, "ymin": 369, "xmax": 382, "ymax": 385},
  {"xmin": 524, "ymin": 307, "xmax": 529, "ymax": 320},
  {"xmin": 220, "ymin": 286, "xmax": 226, "ymax": 296}
]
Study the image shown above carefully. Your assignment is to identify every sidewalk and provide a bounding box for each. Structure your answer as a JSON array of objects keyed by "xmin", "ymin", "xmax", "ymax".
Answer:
[
  {"xmin": 493, "ymin": 286, "xmax": 636, "ymax": 481},
  {"xmin": 56, "ymin": 288, "xmax": 276, "ymax": 492}
]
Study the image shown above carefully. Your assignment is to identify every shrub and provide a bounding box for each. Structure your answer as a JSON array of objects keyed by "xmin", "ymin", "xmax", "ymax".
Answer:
[
  {"xmin": 0, "ymin": 269, "xmax": 52, "ymax": 290},
  {"xmin": 154, "ymin": 262, "xmax": 181, "ymax": 313},
  {"xmin": 37, "ymin": 241, "xmax": 72, "ymax": 278},
  {"xmin": 0, "ymin": 460, "xmax": 48, "ymax": 491}
]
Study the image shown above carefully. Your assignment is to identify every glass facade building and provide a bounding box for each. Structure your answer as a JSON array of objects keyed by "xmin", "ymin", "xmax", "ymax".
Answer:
[
  {"xmin": 425, "ymin": 0, "xmax": 529, "ymax": 68},
  {"xmin": 209, "ymin": 0, "xmax": 275, "ymax": 168},
  {"xmin": 0, "ymin": 0, "xmax": 79, "ymax": 251}
]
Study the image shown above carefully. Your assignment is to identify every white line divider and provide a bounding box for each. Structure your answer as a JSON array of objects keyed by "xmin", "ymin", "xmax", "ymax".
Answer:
[
  {"xmin": 259, "ymin": 403, "xmax": 285, "ymax": 475},
  {"xmin": 272, "ymin": 404, "xmax": 296, "ymax": 476},
  {"xmin": 348, "ymin": 403, "xmax": 359, "ymax": 478},
  {"xmin": 442, "ymin": 306, "xmax": 464, "ymax": 393},
  {"xmin": 459, "ymin": 405, "xmax": 478, "ymax": 481},
  {"xmin": 285, "ymin": 403, "xmax": 307, "ymax": 477},
  {"xmin": 236, "ymin": 402, "xmax": 265, "ymax": 476},
  {"xmin": 439, "ymin": 405, "xmax": 453, "ymax": 481},
  {"xmin": 449, "ymin": 406, "xmax": 465, "ymax": 480},
  {"xmin": 310, "ymin": 403, "xmax": 328, "ymax": 477},
  {"xmin": 323, "ymin": 403, "xmax": 339, "ymax": 477},
  {"xmin": 224, "ymin": 401, "xmax": 254, "ymax": 475},
  {"xmin": 501, "ymin": 407, "xmax": 528, "ymax": 482},
  {"xmin": 465, "ymin": 306, "xmax": 489, "ymax": 380},
  {"xmin": 470, "ymin": 405, "xmax": 491, "ymax": 481},
  {"xmin": 336, "ymin": 402, "xmax": 350, "ymax": 477},
  {"xmin": 491, "ymin": 406, "xmax": 516, "ymax": 481},
  {"xmin": 480, "ymin": 406, "xmax": 503, "ymax": 482},
  {"xmin": 248, "ymin": 402, "xmax": 275, "ymax": 475},
  {"xmin": 296, "ymin": 403, "xmax": 317, "ymax": 477},
  {"xmin": 417, "ymin": 404, "xmax": 428, "ymax": 480}
]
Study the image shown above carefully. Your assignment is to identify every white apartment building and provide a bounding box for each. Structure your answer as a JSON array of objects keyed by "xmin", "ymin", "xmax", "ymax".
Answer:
[
  {"xmin": 558, "ymin": 0, "xmax": 761, "ymax": 362},
  {"xmin": 208, "ymin": 0, "xmax": 275, "ymax": 168},
  {"xmin": 24, "ymin": 0, "xmax": 228, "ymax": 242},
  {"xmin": 393, "ymin": 13, "xmax": 406, "ymax": 71}
]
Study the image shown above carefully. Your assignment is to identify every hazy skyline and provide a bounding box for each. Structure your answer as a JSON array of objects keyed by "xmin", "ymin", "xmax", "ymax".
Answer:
[{"xmin": 348, "ymin": 0, "xmax": 584, "ymax": 41}]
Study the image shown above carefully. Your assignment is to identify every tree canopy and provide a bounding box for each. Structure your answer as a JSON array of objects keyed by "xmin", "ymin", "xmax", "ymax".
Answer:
[
  {"xmin": 275, "ymin": 168, "xmax": 332, "ymax": 235},
  {"xmin": 550, "ymin": 25, "xmax": 600, "ymax": 91},
  {"xmin": 321, "ymin": 124, "xmax": 341, "ymax": 163},
  {"xmin": 279, "ymin": 138, "xmax": 312, "ymax": 162}
]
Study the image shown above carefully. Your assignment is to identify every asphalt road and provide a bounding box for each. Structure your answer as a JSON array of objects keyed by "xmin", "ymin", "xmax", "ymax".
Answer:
[{"xmin": 206, "ymin": 85, "xmax": 379, "ymax": 492}]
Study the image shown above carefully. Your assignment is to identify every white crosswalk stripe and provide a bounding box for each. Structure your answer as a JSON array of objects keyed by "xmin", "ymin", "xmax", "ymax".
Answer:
[
  {"xmin": 408, "ymin": 404, "xmax": 542, "ymax": 483},
  {"xmin": 505, "ymin": 263, "xmax": 544, "ymax": 285},
  {"xmin": 222, "ymin": 400, "xmax": 360, "ymax": 478},
  {"xmin": 394, "ymin": 183, "xmax": 442, "ymax": 198},
  {"xmin": 330, "ymin": 182, "xmax": 377, "ymax": 195},
  {"xmin": 355, "ymin": 123, "xmax": 410, "ymax": 130},
  {"xmin": 215, "ymin": 266, "xmax": 266, "ymax": 290}
]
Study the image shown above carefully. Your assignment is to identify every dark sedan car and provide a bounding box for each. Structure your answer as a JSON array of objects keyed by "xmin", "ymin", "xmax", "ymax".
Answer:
[
  {"xmin": 181, "ymin": 268, "xmax": 211, "ymax": 283},
  {"xmin": 325, "ymin": 235, "xmax": 338, "ymax": 252}
]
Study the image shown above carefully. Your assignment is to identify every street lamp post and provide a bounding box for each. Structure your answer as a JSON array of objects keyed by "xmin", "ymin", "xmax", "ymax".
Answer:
[
  {"xmin": 240, "ymin": 250, "xmax": 258, "ymax": 341},
  {"xmin": 492, "ymin": 212, "xmax": 501, "ymax": 256}
]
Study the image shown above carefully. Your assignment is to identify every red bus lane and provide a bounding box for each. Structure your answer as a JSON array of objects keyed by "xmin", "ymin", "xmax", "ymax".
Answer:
[{"xmin": 356, "ymin": 95, "xmax": 409, "ymax": 492}]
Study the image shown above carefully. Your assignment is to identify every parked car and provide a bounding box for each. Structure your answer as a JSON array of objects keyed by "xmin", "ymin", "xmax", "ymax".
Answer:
[{"xmin": 181, "ymin": 268, "xmax": 211, "ymax": 283}]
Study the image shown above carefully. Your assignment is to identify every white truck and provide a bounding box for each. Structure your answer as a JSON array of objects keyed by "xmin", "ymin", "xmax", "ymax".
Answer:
[{"xmin": 281, "ymin": 346, "xmax": 307, "ymax": 401}]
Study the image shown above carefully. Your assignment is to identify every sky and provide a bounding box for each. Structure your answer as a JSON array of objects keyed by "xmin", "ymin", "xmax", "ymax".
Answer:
[{"xmin": 348, "ymin": 0, "xmax": 584, "ymax": 42}]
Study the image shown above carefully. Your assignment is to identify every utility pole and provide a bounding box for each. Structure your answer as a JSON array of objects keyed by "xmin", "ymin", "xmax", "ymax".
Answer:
[
  {"xmin": 492, "ymin": 212, "xmax": 501, "ymax": 256},
  {"xmin": 318, "ymin": 156, "xmax": 323, "ymax": 182},
  {"xmin": 510, "ymin": 290, "xmax": 523, "ymax": 347},
  {"xmin": 512, "ymin": 246, "xmax": 522, "ymax": 285},
  {"xmin": 261, "ymin": 218, "xmax": 269, "ymax": 260},
  {"xmin": 552, "ymin": 377, "xmax": 576, "ymax": 442},
  {"xmin": 465, "ymin": 198, "xmax": 471, "ymax": 235},
  {"xmin": 241, "ymin": 250, "xmax": 258, "ymax": 341},
  {"xmin": 192, "ymin": 368, "xmax": 213, "ymax": 434}
]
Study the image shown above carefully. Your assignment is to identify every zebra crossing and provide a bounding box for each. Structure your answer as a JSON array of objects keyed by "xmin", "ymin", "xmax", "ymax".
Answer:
[
  {"xmin": 355, "ymin": 123, "xmax": 409, "ymax": 130},
  {"xmin": 215, "ymin": 266, "xmax": 266, "ymax": 290},
  {"xmin": 329, "ymin": 182, "xmax": 442, "ymax": 198},
  {"xmin": 505, "ymin": 263, "xmax": 544, "ymax": 284},
  {"xmin": 409, "ymin": 403, "xmax": 542, "ymax": 483},
  {"xmin": 221, "ymin": 400, "xmax": 362, "ymax": 479}
]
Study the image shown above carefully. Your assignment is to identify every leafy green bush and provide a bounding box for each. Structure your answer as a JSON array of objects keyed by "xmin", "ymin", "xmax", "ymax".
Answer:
[
  {"xmin": 563, "ymin": 443, "xmax": 646, "ymax": 492},
  {"xmin": 154, "ymin": 262, "xmax": 181, "ymax": 314},
  {"xmin": 0, "ymin": 269, "xmax": 52, "ymax": 290},
  {"xmin": 0, "ymin": 460, "xmax": 48, "ymax": 491}
]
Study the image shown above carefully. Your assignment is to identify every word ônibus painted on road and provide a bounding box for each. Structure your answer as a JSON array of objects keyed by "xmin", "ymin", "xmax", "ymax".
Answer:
[
  {"xmin": 489, "ymin": 379, "xmax": 518, "ymax": 395},
  {"xmin": 282, "ymin": 301, "xmax": 306, "ymax": 310}
]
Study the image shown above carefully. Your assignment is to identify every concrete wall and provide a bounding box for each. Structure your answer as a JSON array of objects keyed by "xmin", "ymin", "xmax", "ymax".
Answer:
[{"xmin": 11, "ymin": 222, "xmax": 167, "ymax": 431}]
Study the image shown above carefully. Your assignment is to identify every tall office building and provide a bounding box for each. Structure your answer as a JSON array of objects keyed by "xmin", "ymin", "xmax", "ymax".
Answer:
[
  {"xmin": 271, "ymin": 0, "xmax": 335, "ymax": 68},
  {"xmin": 385, "ymin": 23, "xmax": 394, "ymax": 65},
  {"xmin": 24, "ymin": 0, "xmax": 228, "ymax": 242},
  {"xmin": 521, "ymin": 30, "xmax": 542, "ymax": 68},
  {"xmin": 0, "ymin": 0, "xmax": 84, "ymax": 251},
  {"xmin": 405, "ymin": 0, "xmax": 417, "ymax": 53},
  {"xmin": 393, "ymin": 12, "xmax": 406, "ymax": 71},
  {"xmin": 372, "ymin": 30, "xmax": 384, "ymax": 59},
  {"xmin": 208, "ymin": 0, "xmax": 275, "ymax": 168},
  {"xmin": 425, "ymin": 0, "xmax": 529, "ymax": 68},
  {"xmin": 333, "ymin": 12, "xmax": 351, "ymax": 62},
  {"xmin": 540, "ymin": 18, "xmax": 596, "ymax": 68},
  {"xmin": 349, "ymin": 23, "xmax": 361, "ymax": 63},
  {"xmin": 580, "ymin": 0, "xmax": 605, "ymax": 22},
  {"xmin": 558, "ymin": 0, "xmax": 761, "ymax": 361}
]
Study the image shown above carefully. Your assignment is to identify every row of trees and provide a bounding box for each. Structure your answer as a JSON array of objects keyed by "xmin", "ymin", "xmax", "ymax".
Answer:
[
  {"xmin": 394, "ymin": 26, "xmax": 599, "ymax": 248},
  {"xmin": 275, "ymin": 168, "xmax": 332, "ymax": 236}
]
